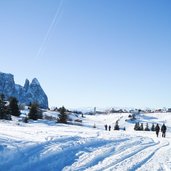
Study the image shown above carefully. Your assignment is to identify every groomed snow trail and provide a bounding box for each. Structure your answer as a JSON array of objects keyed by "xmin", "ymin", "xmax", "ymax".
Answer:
[
  {"xmin": 0, "ymin": 112, "xmax": 171, "ymax": 171},
  {"xmin": 64, "ymin": 136, "xmax": 171, "ymax": 171}
]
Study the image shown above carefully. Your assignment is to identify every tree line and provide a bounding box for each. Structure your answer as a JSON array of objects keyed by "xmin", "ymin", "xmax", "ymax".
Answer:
[
  {"xmin": 0, "ymin": 93, "xmax": 69, "ymax": 124},
  {"xmin": 0, "ymin": 93, "xmax": 42, "ymax": 121},
  {"xmin": 134, "ymin": 122, "xmax": 156, "ymax": 131}
]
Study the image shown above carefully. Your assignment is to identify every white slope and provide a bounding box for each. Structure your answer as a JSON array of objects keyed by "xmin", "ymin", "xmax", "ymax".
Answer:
[{"xmin": 0, "ymin": 112, "xmax": 171, "ymax": 171}]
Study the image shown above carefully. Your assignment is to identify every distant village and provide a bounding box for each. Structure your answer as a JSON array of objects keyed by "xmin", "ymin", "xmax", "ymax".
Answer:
[{"xmin": 81, "ymin": 107, "xmax": 171, "ymax": 115}]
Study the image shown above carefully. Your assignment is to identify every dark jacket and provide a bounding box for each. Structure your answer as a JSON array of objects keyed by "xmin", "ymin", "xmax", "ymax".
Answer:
[
  {"xmin": 155, "ymin": 124, "xmax": 160, "ymax": 132},
  {"xmin": 161, "ymin": 124, "xmax": 166, "ymax": 133}
]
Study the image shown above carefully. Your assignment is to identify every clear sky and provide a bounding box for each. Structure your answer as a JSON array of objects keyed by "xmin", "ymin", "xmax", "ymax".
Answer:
[{"xmin": 0, "ymin": 0, "xmax": 171, "ymax": 109}]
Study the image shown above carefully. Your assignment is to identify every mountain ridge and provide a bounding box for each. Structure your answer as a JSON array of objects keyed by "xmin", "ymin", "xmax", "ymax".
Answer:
[{"xmin": 0, "ymin": 72, "xmax": 48, "ymax": 108}]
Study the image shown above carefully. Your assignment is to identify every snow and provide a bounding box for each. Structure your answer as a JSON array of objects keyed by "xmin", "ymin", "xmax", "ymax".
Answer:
[{"xmin": 0, "ymin": 112, "xmax": 171, "ymax": 170}]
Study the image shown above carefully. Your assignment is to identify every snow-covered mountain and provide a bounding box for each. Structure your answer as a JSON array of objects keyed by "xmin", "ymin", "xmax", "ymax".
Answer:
[
  {"xmin": 0, "ymin": 111, "xmax": 171, "ymax": 170},
  {"xmin": 0, "ymin": 72, "xmax": 48, "ymax": 108}
]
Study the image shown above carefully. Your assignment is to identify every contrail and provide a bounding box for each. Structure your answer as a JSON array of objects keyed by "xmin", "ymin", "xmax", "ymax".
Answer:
[{"xmin": 35, "ymin": 0, "xmax": 64, "ymax": 60}]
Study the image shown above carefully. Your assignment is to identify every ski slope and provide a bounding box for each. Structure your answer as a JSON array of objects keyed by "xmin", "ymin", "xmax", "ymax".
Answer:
[{"xmin": 0, "ymin": 112, "xmax": 171, "ymax": 171}]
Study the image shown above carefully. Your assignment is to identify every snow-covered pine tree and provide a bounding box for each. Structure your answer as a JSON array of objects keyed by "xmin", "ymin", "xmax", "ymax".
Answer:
[
  {"xmin": 140, "ymin": 123, "xmax": 144, "ymax": 131},
  {"xmin": 134, "ymin": 122, "xmax": 140, "ymax": 130},
  {"xmin": 144, "ymin": 123, "xmax": 150, "ymax": 131},
  {"xmin": 57, "ymin": 106, "xmax": 68, "ymax": 123},
  {"xmin": 0, "ymin": 94, "xmax": 11, "ymax": 120},
  {"xmin": 134, "ymin": 123, "xmax": 137, "ymax": 130},
  {"xmin": 114, "ymin": 120, "xmax": 120, "ymax": 130},
  {"xmin": 9, "ymin": 97, "xmax": 20, "ymax": 117},
  {"xmin": 28, "ymin": 103, "xmax": 39, "ymax": 120},
  {"xmin": 151, "ymin": 123, "xmax": 155, "ymax": 131}
]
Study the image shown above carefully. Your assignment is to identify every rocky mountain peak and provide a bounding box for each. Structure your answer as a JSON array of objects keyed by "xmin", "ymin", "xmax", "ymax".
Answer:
[
  {"xmin": 0, "ymin": 72, "xmax": 48, "ymax": 109},
  {"xmin": 24, "ymin": 79, "xmax": 30, "ymax": 91},
  {"xmin": 31, "ymin": 78, "xmax": 40, "ymax": 86}
]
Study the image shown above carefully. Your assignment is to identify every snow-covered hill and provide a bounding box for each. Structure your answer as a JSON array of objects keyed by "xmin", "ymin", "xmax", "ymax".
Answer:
[{"xmin": 0, "ymin": 112, "xmax": 171, "ymax": 170}]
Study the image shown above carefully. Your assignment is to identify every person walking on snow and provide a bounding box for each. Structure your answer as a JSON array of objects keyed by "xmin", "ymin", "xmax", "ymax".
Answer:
[
  {"xmin": 104, "ymin": 124, "xmax": 108, "ymax": 131},
  {"xmin": 155, "ymin": 124, "xmax": 160, "ymax": 137},
  {"xmin": 109, "ymin": 125, "xmax": 111, "ymax": 131},
  {"xmin": 161, "ymin": 124, "xmax": 167, "ymax": 137}
]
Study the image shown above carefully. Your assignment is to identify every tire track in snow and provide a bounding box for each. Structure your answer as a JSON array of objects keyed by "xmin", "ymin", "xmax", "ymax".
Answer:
[
  {"xmin": 136, "ymin": 140, "xmax": 171, "ymax": 171},
  {"xmin": 1, "ymin": 136, "xmax": 127, "ymax": 171},
  {"xmin": 63, "ymin": 141, "xmax": 125, "ymax": 171},
  {"xmin": 84, "ymin": 137, "xmax": 159, "ymax": 171},
  {"xmin": 129, "ymin": 141, "xmax": 169, "ymax": 171},
  {"xmin": 64, "ymin": 137, "xmax": 152, "ymax": 171},
  {"xmin": 105, "ymin": 140, "xmax": 169, "ymax": 171},
  {"xmin": 54, "ymin": 138, "xmax": 129, "ymax": 171}
]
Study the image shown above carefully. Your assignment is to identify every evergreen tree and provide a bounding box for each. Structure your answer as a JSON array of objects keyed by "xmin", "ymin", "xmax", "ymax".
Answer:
[
  {"xmin": 57, "ymin": 106, "xmax": 67, "ymax": 123},
  {"xmin": 134, "ymin": 122, "xmax": 140, "ymax": 130},
  {"xmin": 0, "ymin": 96, "xmax": 11, "ymax": 120},
  {"xmin": 140, "ymin": 123, "xmax": 144, "ymax": 131},
  {"xmin": 114, "ymin": 120, "xmax": 120, "ymax": 130},
  {"xmin": 0, "ymin": 98, "xmax": 5, "ymax": 119},
  {"xmin": 9, "ymin": 97, "xmax": 20, "ymax": 117},
  {"xmin": 144, "ymin": 123, "xmax": 150, "ymax": 131},
  {"xmin": 151, "ymin": 123, "xmax": 155, "ymax": 131},
  {"xmin": 28, "ymin": 103, "xmax": 39, "ymax": 120},
  {"xmin": 134, "ymin": 123, "xmax": 137, "ymax": 130}
]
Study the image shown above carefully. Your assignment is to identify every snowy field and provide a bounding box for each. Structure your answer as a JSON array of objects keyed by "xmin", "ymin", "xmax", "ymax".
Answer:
[{"xmin": 0, "ymin": 112, "xmax": 171, "ymax": 171}]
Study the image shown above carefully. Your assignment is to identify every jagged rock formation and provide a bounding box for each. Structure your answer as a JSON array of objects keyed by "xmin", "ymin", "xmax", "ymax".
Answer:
[{"xmin": 0, "ymin": 72, "xmax": 48, "ymax": 109}]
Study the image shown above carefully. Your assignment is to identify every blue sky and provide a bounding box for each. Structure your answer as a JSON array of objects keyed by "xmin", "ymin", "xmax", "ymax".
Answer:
[{"xmin": 0, "ymin": 0, "xmax": 171, "ymax": 109}]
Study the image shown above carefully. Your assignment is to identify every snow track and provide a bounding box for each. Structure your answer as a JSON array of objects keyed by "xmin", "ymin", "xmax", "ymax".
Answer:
[
  {"xmin": 1, "ymin": 132, "xmax": 170, "ymax": 171},
  {"xmin": 0, "ymin": 113, "xmax": 171, "ymax": 171},
  {"xmin": 67, "ymin": 137, "xmax": 161, "ymax": 171},
  {"xmin": 104, "ymin": 139, "xmax": 169, "ymax": 171}
]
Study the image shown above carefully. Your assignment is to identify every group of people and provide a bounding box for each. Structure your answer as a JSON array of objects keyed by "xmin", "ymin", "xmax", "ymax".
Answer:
[
  {"xmin": 104, "ymin": 123, "xmax": 167, "ymax": 138},
  {"xmin": 155, "ymin": 123, "xmax": 167, "ymax": 137},
  {"xmin": 104, "ymin": 124, "xmax": 111, "ymax": 131}
]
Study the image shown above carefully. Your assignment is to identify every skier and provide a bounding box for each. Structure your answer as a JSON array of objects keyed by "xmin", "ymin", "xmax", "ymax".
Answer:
[
  {"xmin": 161, "ymin": 124, "xmax": 167, "ymax": 137},
  {"xmin": 155, "ymin": 124, "xmax": 160, "ymax": 137}
]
